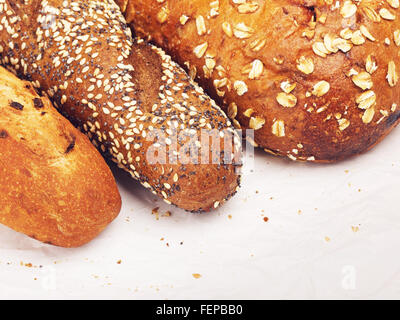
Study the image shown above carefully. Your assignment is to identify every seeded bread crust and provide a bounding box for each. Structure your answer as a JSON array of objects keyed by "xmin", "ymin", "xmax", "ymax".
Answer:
[
  {"xmin": 0, "ymin": 0, "xmax": 242, "ymax": 212},
  {"xmin": 119, "ymin": 0, "xmax": 400, "ymax": 162},
  {"xmin": 0, "ymin": 66, "xmax": 121, "ymax": 248}
]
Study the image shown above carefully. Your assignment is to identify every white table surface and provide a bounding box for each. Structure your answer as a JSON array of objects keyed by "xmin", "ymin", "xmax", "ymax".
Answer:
[{"xmin": 1, "ymin": 127, "xmax": 400, "ymax": 300}]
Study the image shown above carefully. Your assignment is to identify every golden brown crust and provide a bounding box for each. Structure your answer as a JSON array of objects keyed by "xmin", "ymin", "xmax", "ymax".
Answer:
[
  {"xmin": 121, "ymin": 0, "xmax": 400, "ymax": 162},
  {"xmin": 0, "ymin": 0, "xmax": 242, "ymax": 212},
  {"xmin": 0, "ymin": 66, "xmax": 121, "ymax": 248}
]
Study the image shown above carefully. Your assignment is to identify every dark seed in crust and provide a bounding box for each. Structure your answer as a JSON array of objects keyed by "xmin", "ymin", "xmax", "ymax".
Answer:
[
  {"xmin": 33, "ymin": 98, "xmax": 44, "ymax": 109},
  {"xmin": 10, "ymin": 101, "xmax": 24, "ymax": 110},
  {"xmin": 0, "ymin": 130, "xmax": 8, "ymax": 138},
  {"xmin": 65, "ymin": 135, "xmax": 76, "ymax": 154}
]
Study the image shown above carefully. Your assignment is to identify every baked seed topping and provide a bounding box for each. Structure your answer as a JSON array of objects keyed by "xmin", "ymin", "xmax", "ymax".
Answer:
[{"xmin": 10, "ymin": 101, "xmax": 23, "ymax": 110}]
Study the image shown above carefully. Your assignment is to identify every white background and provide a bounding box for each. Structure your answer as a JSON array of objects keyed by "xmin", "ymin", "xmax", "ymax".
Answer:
[{"xmin": 0, "ymin": 128, "xmax": 400, "ymax": 300}]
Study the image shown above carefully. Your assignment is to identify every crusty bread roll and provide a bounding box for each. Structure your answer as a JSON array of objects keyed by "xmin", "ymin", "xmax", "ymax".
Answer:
[
  {"xmin": 0, "ymin": 0, "xmax": 241, "ymax": 212},
  {"xmin": 119, "ymin": 0, "xmax": 400, "ymax": 162},
  {"xmin": 0, "ymin": 66, "xmax": 121, "ymax": 248}
]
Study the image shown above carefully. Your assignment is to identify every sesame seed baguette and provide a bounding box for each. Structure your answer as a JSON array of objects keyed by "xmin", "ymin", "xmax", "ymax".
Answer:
[
  {"xmin": 0, "ymin": 0, "xmax": 242, "ymax": 212},
  {"xmin": 0, "ymin": 66, "xmax": 121, "ymax": 248},
  {"xmin": 119, "ymin": 0, "xmax": 400, "ymax": 162}
]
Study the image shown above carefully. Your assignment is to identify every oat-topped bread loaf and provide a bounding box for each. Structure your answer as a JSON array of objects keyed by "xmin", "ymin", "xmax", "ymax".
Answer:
[
  {"xmin": 0, "ymin": 66, "xmax": 121, "ymax": 248},
  {"xmin": 119, "ymin": 0, "xmax": 400, "ymax": 162},
  {"xmin": 0, "ymin": 0, "xmax": 241, "ymax": 211}
]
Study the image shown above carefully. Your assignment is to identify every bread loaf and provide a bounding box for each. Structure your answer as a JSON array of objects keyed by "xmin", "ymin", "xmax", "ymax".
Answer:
[
  {"xmin": 119, "ymin": 0, "xmax": 400, "ymax": 162},
  {"xmin": 0, "ymin": 0, "xmax": 242, "ymax": 212},
  {"xmin": 0, "ymin": 66, "xmax": 121, "ymax": 248}
]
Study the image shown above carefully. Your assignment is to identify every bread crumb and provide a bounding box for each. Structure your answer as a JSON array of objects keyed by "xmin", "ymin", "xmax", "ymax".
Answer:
[
  {"xmin": 117, "ymin": 260, "xmax": 122, "ymax": 264},
  {"xmin": 228, "ymin": 214, "xmax": 232, "ymax": 219},
  {"xmin": 162, "ymin": 211, "xmax": 172, "ymax": 217},
  {"xmin": 153, "ymin": 207, "xmax": 172, "ymax": 218},
  {"xmin": 351, "ymin": 226, "xmax": 360, "ymax": 232},
  {"xmin": 192, "ymin": 273, "xmax": 202, "ymax": 279},
  {"xmin": 20, "ymin": 261, "xmax": 35, "ymax": 268},
  {"xmin": 152, "ymin": 207, "xmax": 160, "ymax": 220},
  {"xmin": 325, "ymin": 236, "xmax": 331, "ymax": 242}
]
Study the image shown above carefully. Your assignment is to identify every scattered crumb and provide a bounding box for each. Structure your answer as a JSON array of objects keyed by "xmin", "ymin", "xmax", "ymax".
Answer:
[
  {"xmin": 162, "ymin": 211, "xmax": 172, "ymax": 217},
  {"xmin": 298, "ymin": 209, "xmax": 302, "ymax": 215},
  {"xmin": 152, "ymin": 207, "xmax": 172, "ymax": 219},
  {"xmin": 20, "ymin": 262, "xmax": 33, "ymax": 268},
  {"xmin": 228, "ymin": 214, "xmax": 232, "ymax": 220},
  {"xmin": 192, "ymin": 273, "xmax": 202, "ymax": 279},
  {"xmin": 345, "ymin": 170, "xmax": 349, "ymax": 174},
  {"xmin": 255, "ymin": 190, "xmax": 259, "ymax": 194},
  {"xmin": 152, "ymin": 207, "xmax": 160, "ymax": 220},
  {"xmin": 19, "ymin": 262, "xmax": 37, "ymax": 268},
  {"xmin": 351, "ymin": 226, "xmax": 360, "ymax": 233},
  {"xmin": 117, "ymin": 260, "xmax": 122, "ymax": 265},
  {"xmin": 325, "ymin": 236, "xmax": 331, "ymax": 242},
  {"xmin": 263, "ymin": 217, "xmax": 269, "ymax": 222}
]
